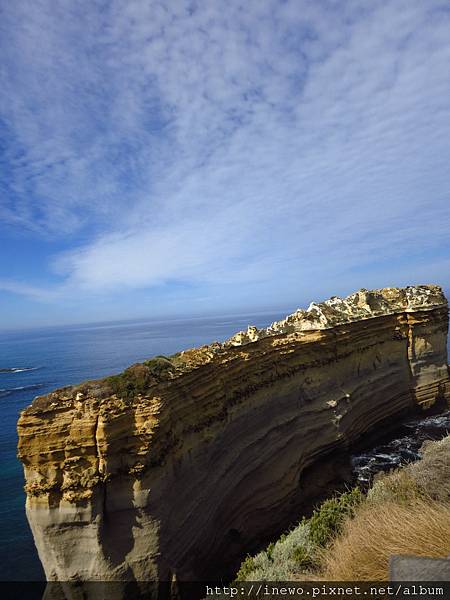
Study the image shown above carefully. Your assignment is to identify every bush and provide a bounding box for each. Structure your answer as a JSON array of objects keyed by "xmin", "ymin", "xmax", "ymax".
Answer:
[
  {"xmin": 235, "ymin": 522, "xmax": 318, "ymax": 581},
  {"xmin": 143, "ymin": 356, "xmax": 175, "ymax": 376},
  {"xmin": 270, "ymin": 523, "xmax": 316, "ymax": 573},
  {"xmin": 292, "ymin": 545, "xmax": 316, "ymax": 570},
  {"xmin": 308, "ymin": 487, "xmax": 363, "ymax": 547},
  {"xmin": 107, "ymin": 358, "xmax": 175, "ymax": 399},
  {"xmin": 234, "ymin": 489, "xmax": 363, "ymax": 581},
  {"xmin": 235, "ymin": 555, "xmax": 256, "ymax": 581}
]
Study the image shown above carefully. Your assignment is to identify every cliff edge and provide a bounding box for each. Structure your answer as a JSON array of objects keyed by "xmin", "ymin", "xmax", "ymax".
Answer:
[{"xmin": 17, "ymin": 285, "xmax": 450, "ymax": 590}]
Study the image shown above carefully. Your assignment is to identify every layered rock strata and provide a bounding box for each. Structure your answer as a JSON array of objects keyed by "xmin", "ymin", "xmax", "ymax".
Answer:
[{"xmin": 17, "ymin": 285, "xmax": 450, "ymax": 594}]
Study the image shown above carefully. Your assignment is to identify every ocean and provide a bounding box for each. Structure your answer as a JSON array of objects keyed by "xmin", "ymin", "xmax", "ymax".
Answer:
[{"xmin": 0, "ymin": 311, "xmax": 286, "ymax": 581}]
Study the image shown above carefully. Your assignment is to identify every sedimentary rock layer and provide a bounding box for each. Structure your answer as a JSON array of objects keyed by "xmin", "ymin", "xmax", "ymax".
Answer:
[{"xmin": 17, "ymin": 285, "xmax": 450, "ymax": 592}]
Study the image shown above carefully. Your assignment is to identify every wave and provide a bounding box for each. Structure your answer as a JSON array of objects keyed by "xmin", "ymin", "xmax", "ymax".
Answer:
[
  {"xmin": 0, "ymin": 367, "xmax": 40, "ymax": 373},
  {"xmin": 0, "ymin": 383, "xmax": 45, "ymax": 397}
]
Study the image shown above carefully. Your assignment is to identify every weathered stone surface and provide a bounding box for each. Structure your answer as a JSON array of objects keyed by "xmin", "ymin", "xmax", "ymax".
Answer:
[
  {"xmin": 390, "ymin": 555, "xmax": 450, "ymax": 581},
  {"xmin": 17, "ymin": 285, "xmax": 450, "ymax": 588},
  {"xmin": 225, "ymin": 285, "xmax": 447, "ymax": 344}
]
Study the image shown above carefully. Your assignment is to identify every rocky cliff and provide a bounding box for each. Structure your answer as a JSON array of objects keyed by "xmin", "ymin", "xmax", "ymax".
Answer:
[{"xmin": 17, "ymin": 285, "xmax": 450, "ymax": 593}]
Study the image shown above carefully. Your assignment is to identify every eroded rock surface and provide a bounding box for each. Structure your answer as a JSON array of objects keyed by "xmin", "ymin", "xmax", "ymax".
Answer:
[{"xmin": 17, "ymin": 285, "xmax": 450, "ymax": 590}]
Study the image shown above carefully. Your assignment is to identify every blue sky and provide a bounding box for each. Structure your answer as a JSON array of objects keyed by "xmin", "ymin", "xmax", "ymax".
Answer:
[{"xmin": 1, "ymin": 0, "xmax": 450, "ymax": 329}]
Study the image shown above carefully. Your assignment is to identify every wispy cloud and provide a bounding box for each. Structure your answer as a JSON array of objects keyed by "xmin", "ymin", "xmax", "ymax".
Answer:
[
  {"xmin": 0, "ymin": 278, "xmax": 58, "ymax": 302},
  {"xmin": 1, "ymin": 0, "xmax": 450, "ymax": 312}
]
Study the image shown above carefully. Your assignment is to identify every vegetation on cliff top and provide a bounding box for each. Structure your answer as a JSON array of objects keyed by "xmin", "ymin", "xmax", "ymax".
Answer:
[
  {"xmin": 102, "ymin": 346, "xmax": 220, "ymax": 399},
  {"xmin": 105, "ymin": 356, "xmax": 176, "ymax": 398},
  {"xmin": 235, "ymin": 436, "xmax": 450, "ymax": 582}
]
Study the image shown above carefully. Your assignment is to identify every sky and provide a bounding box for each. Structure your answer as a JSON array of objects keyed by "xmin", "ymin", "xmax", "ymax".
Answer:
[{"xmin": 1, "ymin": 0, "xmax": 450, "ymax": 329}]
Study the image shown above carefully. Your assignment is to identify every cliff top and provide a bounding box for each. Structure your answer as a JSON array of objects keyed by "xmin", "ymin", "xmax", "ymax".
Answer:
[
  {"xmin": 23, "ymin": 284, "xmax": 447, "ymax": 414},
  {"xmin": 224, "ymin": 284, "xmax": 447, "ymax": 346}
]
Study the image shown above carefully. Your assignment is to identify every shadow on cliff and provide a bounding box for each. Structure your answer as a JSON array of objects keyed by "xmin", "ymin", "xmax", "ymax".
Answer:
[{"xmin": 98, "ymin": 480, "xmax": 141, "ymax": 571}]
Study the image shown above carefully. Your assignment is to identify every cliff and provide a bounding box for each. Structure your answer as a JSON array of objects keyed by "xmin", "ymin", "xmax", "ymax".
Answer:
[{"xmin": 17, "ymin": 285, "xmax": 450, "ymax": 593}]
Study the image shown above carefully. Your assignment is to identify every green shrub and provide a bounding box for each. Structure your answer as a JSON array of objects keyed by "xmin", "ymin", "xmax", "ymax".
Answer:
[
  {"xmin": 308, "ymin": 487, "xmax": 363, "ymax": 547},
  {"xmin": 234, "ymin": 522, "xmax": 316, "ymax": 581},
  {"xmin": 266, "ymin": 542, "xmax": 276, "ymax": 559},
  {"xmin": 143, "ymin": 356, "xmax": 175, "ymax": 376},
  {"xmin": 235, "ymin": 555, "xmax": 256, "ymax": 581},
  {"xmin": 107, "ymin": 358, "xmax": 175, "ymax": 399},
  {"xmin": 292, "ymin": 545, "xmax": 315, "ymax": 570},
  {"xmin": 234, "ymin": 488, "xmax": 364, "ymax": 581}
]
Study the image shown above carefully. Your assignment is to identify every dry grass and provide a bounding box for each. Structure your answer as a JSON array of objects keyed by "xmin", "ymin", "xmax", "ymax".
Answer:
[
  {"xmin": 368, "ymin": 436, "xmax": 450, "ymax": 505},
  {"xmin": 320, "ymin": 499, "xmax": 450, "ymax": 581},
  {"xmin": 367, "ymin": 469, "xmax": 421, "ymax": 505},
  {"xmin": 409, "ymin": 436, "xmax": 450, "ymax": 501}
]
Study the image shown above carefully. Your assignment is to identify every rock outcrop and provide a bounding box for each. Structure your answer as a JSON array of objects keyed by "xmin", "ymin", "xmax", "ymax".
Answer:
[{"xmin": 17, "ymin": 285, "xmax": 450, "ymax": 595}]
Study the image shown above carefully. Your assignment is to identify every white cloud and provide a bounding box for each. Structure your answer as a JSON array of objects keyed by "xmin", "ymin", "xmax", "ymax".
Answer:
[
  {"xmin": 1, "ymin": 0, "xmax": 450, "ymax": 305},
  {"xmin": 0, "ymin": 279, "xmax": 59, "ymax": 302}
]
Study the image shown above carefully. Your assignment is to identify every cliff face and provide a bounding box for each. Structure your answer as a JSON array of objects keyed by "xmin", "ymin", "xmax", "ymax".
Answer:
[{"xmin": 17, "ymin": 285, "xmax": 450, "ymax": 588}]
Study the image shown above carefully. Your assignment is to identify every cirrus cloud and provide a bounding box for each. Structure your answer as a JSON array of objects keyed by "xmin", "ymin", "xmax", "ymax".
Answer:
[{"xmin": 1, "ymin": 0, "xmax": 450, "ymax": 320}]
